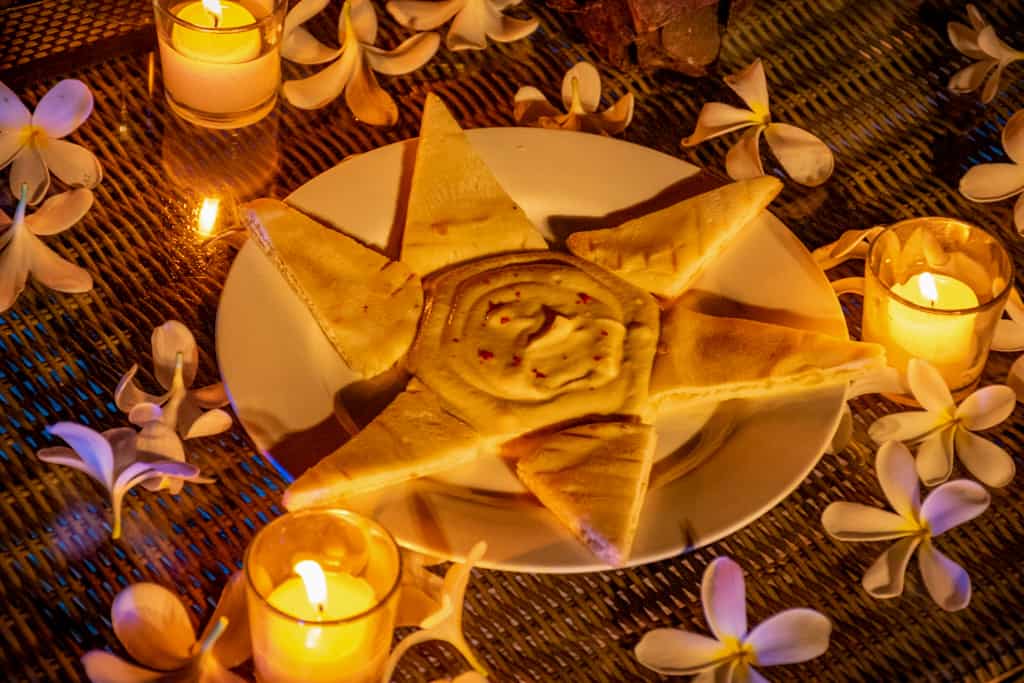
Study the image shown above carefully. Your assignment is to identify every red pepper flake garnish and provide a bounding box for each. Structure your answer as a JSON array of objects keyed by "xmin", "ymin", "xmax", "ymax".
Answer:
[
  {"xmin": 452, "ymin": 338, "xmax": 460, "ymax": 343},
  {"xmin": 500, "ymin": 316, "xmax": 510, "ymax": 324},
  {"xmin": 478, "ymin": 349, "xmax": 494, "ymax": 360},
  {"xmin": 577, "ymin": 292, "xmax": 592, "ymax": 304},
  {"xmin": 532, "ymin": 368, "xmax": 547, "ymax": 379},
  {"xmin": 511, "ymin": 355, "xmax": 522, "ymax": 367},
  {"xmin": 514, "ymin": 290, "xmax": 521, "ymax": 298},
  {"xmin": 362, "ymin": 304, "xmax": 369, "ymax": 313},
  {"xmin": 593, "ymin": 355, "xmax": 603, "ymax": 361},
  {"xmin": 600, "ymin": 330, "xmax": 608, "ymax": 337}
]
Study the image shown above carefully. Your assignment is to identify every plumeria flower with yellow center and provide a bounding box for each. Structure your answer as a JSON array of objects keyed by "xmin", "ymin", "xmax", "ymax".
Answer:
[
  {"xmin": 513, "ymin": 62, "xmax": 634, "ymax": 136},
  {"xmin": 682, "ymin": 59, "xmax": 834, "ymax": 187},
  {"xmin": 948, "ymin": 4, "xmax": 1024, "ymax": 104},
  {"xmin": 387, "ymin": 0, "xmax": 538, "ymax": 52},
  {"xmin": 959, "ymin": 109, "xmax": 1024, "ymax": 234},
  {"xmin": 635, "ymin": 556, "xmax": 831, "ymax": 681},
  {"xmin": 282, "ymin": 0, "xmax": 440, "ymax": 126},
  {"xmin": 0, "ymin": 79, "xmax": 102, "ymax": 205},
  {"xmin": 383, "ymin": 542, "xmax": 489, "ymax": 682},
  {"xmin": 823, "ymin": 441, "xmax": 990, "ymax": 611},
  {"xmin": 868, "ymin": 359, "xmax": 1016, "ymax": 488},
  {"xmin": 82, "ymin": 574, "xmax": 250, "ymax": 683},
  {"xmin": 0, "ymin": 185, "xmax": 93, "ymax": 312},
  {"xmin": 36, "ymin": 422, "xmax": 213, "ymax": 539},
  {"xmin": 989, "ymin": 287, "xmax": 1024, "ymax": 403}
]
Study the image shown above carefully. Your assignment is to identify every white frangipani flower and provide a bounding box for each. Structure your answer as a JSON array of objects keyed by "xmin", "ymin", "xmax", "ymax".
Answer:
[
  {"xmin": 382, "ymin": 542, "xmax": 488, "ymax": 682},
  {"xmin": 282, "ymin": 0, "xmax": 440, "ymax": 126},
  {"xmin": 82, "ymin": 574, "xmax": 250, "ymax": 683},
  {"xmin": 635, "ymin": 556, "xmax": 831, "ymax": 681},
  {"xmin": 387, "ymin": 0, "xmax": 538, "ymax": 52},
  {"xmin": 948, "ymin": 4, "xmax": 1024, "ymax": 104},
  {"xmin": 823, "ymin": 441, "xmax": 990, "ymax": 611},
  {"xmin": 959, "ymin": 109, "xmax": 1024, "ymax": 234},
  {"xmin": 0, "ymin": 186, "xmax": 93, "ymax": 312},
  {"xmin": 868, "ymin": 359, "xmax": 1015, "ymax": 488},
  {"xmin": 36, "ymin": 422, "xmax": 213, "ymax": 539},
  {"xmin": 0, "ymin": 79, "xmax": 102, "ymax": 205},
  {"xmin": 115, "ymin": 320, "xmax": 232, "ymax": 441},
  {"xmin": 513, "ymin": 62, "xmax": 634, "ymax": 136},
  {"xmin": 682, "ymin": 59, "xmax": 834, "ymax": 187}
]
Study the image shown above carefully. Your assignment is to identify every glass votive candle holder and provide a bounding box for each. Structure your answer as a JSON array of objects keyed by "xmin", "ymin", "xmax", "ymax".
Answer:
[
  {"xmin": 862, "ymin": 217, "xmax": 1013, "ymax": 401},
  {"xmin": 245, "ymin": 509, "xmax": 402, "ymax": 683},
  {"xmin": 153, "ymin": 0, "xmax": 286, "ymax": 129}
]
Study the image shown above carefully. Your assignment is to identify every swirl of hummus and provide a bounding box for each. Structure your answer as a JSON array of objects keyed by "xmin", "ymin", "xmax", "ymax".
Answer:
[{"xmin": 409, "ymin": 253, "xmax": 660, "ymax": 436}]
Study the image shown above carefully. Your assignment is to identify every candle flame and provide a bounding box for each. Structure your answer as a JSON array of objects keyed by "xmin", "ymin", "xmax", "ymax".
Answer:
[
  {"xmin": 197, "ymin": 197, "xmax": 220, "ymax": 236},
  {"xmin": 202, "ymin": 0, "xmax": 223, "ymax": 17},
  {"xmin": 918, "ymin": 272, "xmax": 939, "ymax": 303},
  {"xmin": 294, "ymin": 560, "xmax": 328, "ymax": 609}
]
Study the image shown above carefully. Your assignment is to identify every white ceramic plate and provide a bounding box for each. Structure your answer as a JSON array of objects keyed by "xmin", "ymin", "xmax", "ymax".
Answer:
[{"xmin": 217, "ymin": 128, "xmax": 846, "ymax": 573}]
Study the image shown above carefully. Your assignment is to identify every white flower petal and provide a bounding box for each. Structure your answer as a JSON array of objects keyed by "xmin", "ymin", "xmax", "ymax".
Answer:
[
  {"xmin": 992, "ymin": 318, "xmax": 1024, "ymax": 351},
  {"xmin": 346, "ymin": 57, "xmax": 398, "ymax": 127},
  {"xmin": 955, "ymin": 385, "xmax": 1015, "ymax": 430},
  {"xmin": 282, "ymin": 51, "xmax": 357, "ymax": 110},
  {"xmin": 105, "ymin": 427, "xmax": 139, "ymax": 476},
  {"xmin": 981, "ymin": 60, "xmax": 1007, "ymax": 104},
  {"xmin": 947, "ymin": 21, "xmax": 986, "ymax": 59},
  {"xmin": 29, "ymin": 235, "xmax": 92, "ymax": 294},
  {"xmin": 949, "ymin": 60, "xmax": 997, "ymax": 95},
  {"xmin": 446, "ymin": 0, "xmax": 492, "ymax": 50},
  {"xmin": 513, "ymin": 87, "xmax": 561, "ymax": 126},
  {"xmin": 32, "ymin": 79, "xmax": 93, "ymax": 138},
  {"xmin": 811, "ymin": 226, "xmax": 884, "ymax": 270},
  {"xmin": 916, "ymin": 428, "xmax": 956, "ymax": 487},
  {"xmin": 1008, "ymin": 353, "xmax": 1024, "ymax": 402},
  {"xmin": 136, "ymin": 419, "xmax": 186, "ymax": 463},
  {"xmin": 364, "ymin": 32, "xmax": 440, "ymax": 76},
  {"xmin": 350, "ymin": 0, "xmax": 379, "ymax": 45},
  {"xmin": 282, "ymin": 0, "xmax": 339, "ymax": 64},
  {"xmin": 561, "ymin": 62, "xmax": 602, "ymax": 113},
  {"xmin": 0, "ymin": 227, "xmax": 32, "ymax": 311},
  {"xmin": 725, "ymin": 126, "xmax": 765, "ymax": 181},
  {"xmin": 11, "ymin": 147, "xmax": 50, "ymax": 205},
  {"xmin": 80, "ymin": 651, "xmax": 162, "ymax": 683},
  {"xmin": 634, "ymin": 629, "xmax": 730, "ymax": 675},
  {"xmin": 44, "ymin": 422, "xmax": 114, "ymax": 488},
  {"xmin": 954, "ymin": 430, "xmax": 1015, "ymax": 487},
  {"xmin": 24, "ymin": 188, "xmax": 92, "ymax": 235},
  {"xmin": 977, "ymin": 25, "xmax": 1024, "ymax": 63},
  {"xmin": 0, "ymin": 81, "xmax": 31, "ymax": 132},
  {"xmin": 114, "ymin": 365, "xmax": 168, "ymax": 413},
  {"xmin": 387, "ymin": 0, "xmax": 464, "ymax": 32},
  {"xmin": 867, "ymin": 411, "xmax": 943, "ymax": 444},
  {"xmin": 152, "ymin": 321, "xmax": 199, "ymax": 389},
  {"xmin": 485, "ymin": 11, "xmax": 538, "ymax": 44},
  {"xmin": 39, "ymin": 138, "xmax": 102, "ymax": 189},
  {"xmin": 724, "ymin": 60, "xmax": 769, "ymax": 117},
  {"xmin": 876, "ymin": 441, "xmax": 921, "ymax": 521},
  {"xmin": 920, "ymin": 478, "xmax": 990, "ymax": 535},
  {"xmin": 36, "ymin": 448, "xmax": 105, "ymax": 482},
  {"xmin": 692, "ymin": 664, "xmax": 734, "ymax": 683},
  {"xmin": 596, "ymin": 93, "xmax": 634, "ymax": 135},
  {"xmin": 862, "ymin": 536, "xmax": 921, "ymax": 599},
  {"xmin": 191, "ymin": 382, "xmax": 229, "ymax": 409},
  {"xmin": 128, "ymin": 402, "xmax": 164, "ymax": 427},
  {"xmin": 112, "ymin": 460, "xmax": 211, "ymax": 536},
  {"xmin": 821, "ymin": 503, "xmax": 916, "ymax": 541},
  {"xmin": 185, "ymin": 408, "xmax": 233, "ymax": 439},
  {"xmin": 764, "ymin": 123, "xmax": 834, "ymax": 187},
  {"xmin": 908, "ymin": 359, "xmax": 955, "ymax": 415},
  {"xmin": 682, "ymin": 102, "xmax": 758, "ymax": 146},
  {"xmin": 745, "ymin": 608, "xmax": 830, "ymax": 666},
  {"xmin": 917, "ymin": 539, "xmax": 971, "ymax": 611},
  {"xmin": 1002, "ymin": 110, "xmax": 1024, "ymax": 165},
  {"xmin": 959, "ymin": 163, "xmax": 1024, "ymax": 202},
  {"xmin": 204, "ymin": 573, "xmax": 251, "ymax": 669},
  {"xmin": 111, "ymin": 582, "xmax": 196, "ymax": 670},
  {"xmin": 701, "ymin": 557, "xmax": 746, "ymax": 641},
  {"xmin": 849, "ymin": 366, "xmax": 907, "ymax": 398}
]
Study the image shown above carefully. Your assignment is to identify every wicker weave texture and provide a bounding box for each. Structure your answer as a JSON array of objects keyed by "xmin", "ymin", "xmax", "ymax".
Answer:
[{"xmin": 1, "ymin": 0, "xmax": 1024, "ymax": 681}]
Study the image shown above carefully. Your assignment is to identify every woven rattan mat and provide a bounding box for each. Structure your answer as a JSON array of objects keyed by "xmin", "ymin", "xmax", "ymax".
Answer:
[{"xmin": 2, "ymin": 0, "xmax": 1024, "ymax": 680}]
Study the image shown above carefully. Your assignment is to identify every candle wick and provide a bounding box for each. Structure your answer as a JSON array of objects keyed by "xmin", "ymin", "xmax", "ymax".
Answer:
[
  {"xmin": 316, "ymin": 602, "xmax": 325, "ymax": 619},
  {"xmin": 209, "ymin": 11, "xmax": 220, "ymax": 28}
]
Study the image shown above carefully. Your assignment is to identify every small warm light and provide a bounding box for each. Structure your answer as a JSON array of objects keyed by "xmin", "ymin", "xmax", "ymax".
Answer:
[
  {"xmin": 197, "ymin": 197, "xmax": 220, "ymax": 236},
  {"xmin": 202, "ymin": 0, "xmax": 224, "ymax": 19},
  {"xmin": 918, "ymin": 272, "xmax": 939, "ymax": 304},
  {"xmin": 294, "ymin": 560, "xmax": 327, "ymax": 610}
]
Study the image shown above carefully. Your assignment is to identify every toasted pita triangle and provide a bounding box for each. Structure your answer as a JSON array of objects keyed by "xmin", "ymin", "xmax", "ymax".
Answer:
[
  {"xmin": 245, "ymin": 198, "xmax": 423, "ymax": 378},
  {"xmin": 400, "ymin": 94, "xmax": 548, "ymax": 276},
  {"xmin": 651, "ymin": 306, "xmax": 886, "ymax": 404},
  {"xmin": 517, "ymin": 421, "xmax": 655, "ymax": 566},
  {"xmin": 284, "ymin": 380, "xmax": 489, "ymax": 509},
  {"xmin": 566, "ymin": 177, "xmax": 783, "ymax": 299}
]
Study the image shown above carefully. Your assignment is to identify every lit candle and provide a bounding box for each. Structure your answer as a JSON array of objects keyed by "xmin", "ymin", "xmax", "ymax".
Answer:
[
  {"xmin": 257, "ymin": 560, "xmax": 381, "ymax": 683},
  {"xmin": 197, "ymin": 197, "xmax": 221, "ymax": 237},
  {"xmin": 155, "ymin": 0, "xmax": 282, "ymax": 127},
  {"xmin": 887, "ymin": 271, "xmax": 979, "ymax": 376}
]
